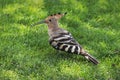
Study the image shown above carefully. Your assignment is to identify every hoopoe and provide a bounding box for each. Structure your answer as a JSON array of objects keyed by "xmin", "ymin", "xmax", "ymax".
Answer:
[{"xmin": 31, "ymin": 12, "xmax": 99, "ymax": 65}]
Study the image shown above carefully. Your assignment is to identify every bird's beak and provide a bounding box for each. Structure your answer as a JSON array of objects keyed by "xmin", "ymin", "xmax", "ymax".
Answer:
[{"xmin": 31, "ymin": 20, "xmax": 45, "ymax": 27}]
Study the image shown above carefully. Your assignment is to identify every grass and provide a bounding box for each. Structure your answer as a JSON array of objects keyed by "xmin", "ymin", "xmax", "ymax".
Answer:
[{"xmin": 0, "ymin": 0, "xmax": 120, "ymax": 80}]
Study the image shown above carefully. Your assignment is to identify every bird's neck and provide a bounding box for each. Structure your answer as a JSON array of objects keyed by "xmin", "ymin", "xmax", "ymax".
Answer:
[
  {"xmin": 47, "ymin": 22, "xmax": 59, "ymax": 31},
  {"xmin": 47, "ymin": 22, "xmax": 61, "ymax": 38}
]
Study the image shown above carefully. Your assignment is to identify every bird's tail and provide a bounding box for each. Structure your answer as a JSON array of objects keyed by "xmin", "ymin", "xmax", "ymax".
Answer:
[{"xmin": 80, "ymin": 49, "xmax": 99, "ymax": 65}]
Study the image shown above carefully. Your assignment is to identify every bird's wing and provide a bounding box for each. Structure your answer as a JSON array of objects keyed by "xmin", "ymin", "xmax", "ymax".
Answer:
[{"xmin": 49, "ymin": 32, "xmax": 81, "ymax": 54}]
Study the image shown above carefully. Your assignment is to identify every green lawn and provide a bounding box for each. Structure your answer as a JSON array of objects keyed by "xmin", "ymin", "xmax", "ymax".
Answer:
[{"xmin": 0, "ymin": 0, "xmax": 120, "ymax": 80}]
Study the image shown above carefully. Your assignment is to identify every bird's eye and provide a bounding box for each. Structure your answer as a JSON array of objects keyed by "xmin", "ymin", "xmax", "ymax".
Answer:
[{"xmin": 49, "ymin": 19, "xmax": 51, "ymax": 22}]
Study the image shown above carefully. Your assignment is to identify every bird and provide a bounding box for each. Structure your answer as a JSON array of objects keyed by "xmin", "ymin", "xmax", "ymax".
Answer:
[{"xmin": 31, "ymin": 12, "xmax": 99, "ymax": 65}]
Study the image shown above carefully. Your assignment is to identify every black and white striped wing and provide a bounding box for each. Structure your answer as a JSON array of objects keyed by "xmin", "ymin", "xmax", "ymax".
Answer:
[{"xmin": 49, "ymin": 32, "xmax": 82, "ymax": 54}]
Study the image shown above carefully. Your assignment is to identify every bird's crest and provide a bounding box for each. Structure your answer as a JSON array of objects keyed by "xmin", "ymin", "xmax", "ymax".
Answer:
[{"xmin": 46, "ymin": 12, "xmax": 67, "ymax": 20}]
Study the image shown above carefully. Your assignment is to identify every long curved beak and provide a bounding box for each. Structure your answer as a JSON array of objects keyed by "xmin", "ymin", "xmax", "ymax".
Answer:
[{"xmin": 31, "ymin": 20, "xmax": 45, "ymax": 27}]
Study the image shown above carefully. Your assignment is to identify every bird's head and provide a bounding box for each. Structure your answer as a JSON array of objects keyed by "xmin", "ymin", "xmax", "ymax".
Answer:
[{"xmin": 31, "ymin": 12, "xmax": 67, "ymax": 27}]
